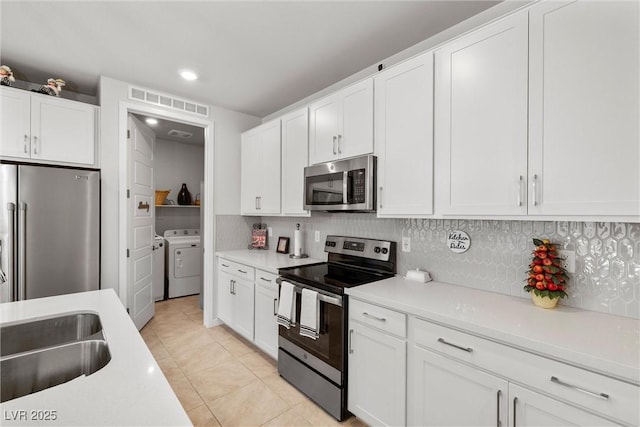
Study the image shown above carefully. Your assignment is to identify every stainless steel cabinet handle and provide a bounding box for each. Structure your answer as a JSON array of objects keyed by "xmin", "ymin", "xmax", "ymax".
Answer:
[
  {"xmin": 32, "ymin": 136, "xmax": 38, "ymax": 155},
  {"xmin": 496, "ymin": 390, "xmax": 502, "ymax": 427},
  {"xmin": 550, "ymin": 376, "xmax": 609, "ymax": 400},
  {"xmin": 238, "ymin": 269, "xmax": 247, "ymax": 274},
  {"xmin": 260, "ymin": 277, "xmax": 272, "ymax": 282},
  {"xmin": 512, "ymin": 397, "xmax": 518, "ymax": 427},
  {"xmin": 333, "ymin": 136, "xmax": 337, "ymax": 155},
  {"xmin": 379, "ymin": 186, "xmax": 383, "ymax": 209},
  {"xmin": 273, "ymin": 298, "xmax": 278, "ymax": 316},
  {"xmin": 532, "ymin": 174, "xmax": 538, "ymax": 206},
  {"xmin": 258, "ymin": 196, "xmax": 261, "ymax": 210},
  {"xmin": 337, "ymin": 134, "xmax": 342, "ymax": 154},
  {"xmin": 362, "ymin": 312, "xmax": 386, "ymax": 322},
  {"xmin": 23, "ymin": 135, "xmax": 29, "ymax": 153},
  {"xmin": 517, "ymin": 176, "xmax": 523, "ymax": 207},
  {"xmin": 18, "ymin": 203, "xmax": 26, "ymax": 301},
  {"xmin": 348, "ymin": 329, "xmax": 354, "ymax": 354},
  {"xmin": 221, "ymin": 263, "xmax": 229, "ymax": 268},
  {"xmin": 255, "ymin": 196, "xmax": 258, "ymax": 210},
  {"xmin": 437, "ymin": 337, "xmax": 473, "ymax": 353}
]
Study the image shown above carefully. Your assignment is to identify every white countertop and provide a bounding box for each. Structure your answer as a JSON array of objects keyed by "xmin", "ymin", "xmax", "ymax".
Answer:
[
  {"xmin": 216, "ymin": 249, "xmax": 325, "ymax": 273},
  {"xmin": 0, "ymin": 289, "xmax": 191, "ymax": 426},
  {"xmin": 346, "ymin": 277, "xmax": 640, "ymax": 385}
]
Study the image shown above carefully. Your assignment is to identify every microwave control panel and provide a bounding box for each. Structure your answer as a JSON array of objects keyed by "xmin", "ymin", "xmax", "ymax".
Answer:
[{"xmin": 349, "ymin": 169, "xmax": 366, "ymax": 203}]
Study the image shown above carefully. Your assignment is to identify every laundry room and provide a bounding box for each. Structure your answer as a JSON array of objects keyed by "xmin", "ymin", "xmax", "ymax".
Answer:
[{"xmin": 131, "ymin": 113, "xmax": 205, "ymax": 302}]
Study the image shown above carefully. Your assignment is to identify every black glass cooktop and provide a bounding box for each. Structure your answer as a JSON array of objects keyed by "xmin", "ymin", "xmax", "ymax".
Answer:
[{"xmin": 278, "ymin": 262, "xmax": 394, "ymax": 295}]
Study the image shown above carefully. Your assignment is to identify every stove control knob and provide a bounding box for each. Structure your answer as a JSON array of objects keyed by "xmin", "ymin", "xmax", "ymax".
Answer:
[
  {"xmin": 381, "ymin": 248, "xmax": 388, "ymax": 255},
  {"xmin": 325, "ymin": 241, "xmax": 331, "ymax": 246},
  {"xmin": 374, "ymin": 247, "xmax": 381, "ymax": 253},
  {"xmin": 331, "ymin": 242, "xmax": 337, "ymax": 247}
]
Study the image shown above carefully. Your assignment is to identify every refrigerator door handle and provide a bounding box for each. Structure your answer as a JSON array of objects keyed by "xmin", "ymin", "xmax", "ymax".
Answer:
[
  {"xmin": 18, "ymin": 202, "xmax": 26, "ymax": 301},
  {"xmin": 2, "ymin": 203, "xmax": 16, "ymax": 301}
]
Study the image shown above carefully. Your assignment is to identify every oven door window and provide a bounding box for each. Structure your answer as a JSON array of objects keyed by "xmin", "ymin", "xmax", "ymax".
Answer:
[
  {"xmin": 279, "ymin": 295, "xmax": 343, "ymax": 372},
  {"xmin": 306, "ymin": 171, "xmax": 345, "ymax": 206}
]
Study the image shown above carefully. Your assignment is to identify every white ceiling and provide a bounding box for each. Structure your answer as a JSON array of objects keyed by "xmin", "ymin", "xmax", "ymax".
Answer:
[{"xmin": 0, "ymin": 1, "xmax": 500, "ymax": 118}]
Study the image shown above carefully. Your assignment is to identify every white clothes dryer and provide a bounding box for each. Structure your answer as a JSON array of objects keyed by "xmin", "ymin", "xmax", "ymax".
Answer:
[{"xmin": 164, "ymin": 229, "xmax": 201, "ymax": 298}]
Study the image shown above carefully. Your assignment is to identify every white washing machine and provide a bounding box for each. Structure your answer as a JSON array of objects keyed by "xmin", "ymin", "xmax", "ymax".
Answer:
[{"xmin": 164, "ymin": 229, "xmax": 202, "ymax": 298}]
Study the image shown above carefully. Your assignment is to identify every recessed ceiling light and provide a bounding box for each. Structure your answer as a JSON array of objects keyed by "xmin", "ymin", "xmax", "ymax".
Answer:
[
  {"xmin": 180, "ymin": 70, "xmax": 198, "ymax": 81},
  {"xmin": 146, "ymin": 118, "xmax": 158, "ymax": 126}
]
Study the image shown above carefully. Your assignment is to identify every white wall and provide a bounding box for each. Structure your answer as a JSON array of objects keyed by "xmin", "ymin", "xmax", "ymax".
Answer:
[
  {"xmin": 155, "ymin": 137, "xmax": 204, "ymax": 204},
  {"xmin": 98, "ymin": 75, "xmax": 260, "ymax": 299},
  {"xmin": 155, "ymin": 137, "xmax": 204, "ymax": 234}
]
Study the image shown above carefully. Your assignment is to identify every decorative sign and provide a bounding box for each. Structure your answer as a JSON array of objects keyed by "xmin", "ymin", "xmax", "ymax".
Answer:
[{"xmin": 447, "ymin": 230, "xmax": 471, "ymax": 253}]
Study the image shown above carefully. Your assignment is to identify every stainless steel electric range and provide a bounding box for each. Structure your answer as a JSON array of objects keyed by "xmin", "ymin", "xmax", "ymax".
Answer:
[{"xmin": 276, "ymin": 235, "xmax": 397, "ymax": 421}]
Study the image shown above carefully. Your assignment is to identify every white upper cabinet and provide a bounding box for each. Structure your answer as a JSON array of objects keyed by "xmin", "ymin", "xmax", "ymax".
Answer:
[
  {"xmin": 309, "ymin": 78, "xmax": 373, "ymax": 164},
  {"xmin": 435, "ymin": 12, "xmax": 529, "ymax": 216},
  {"xmin": 281, "ymin": 108, "xmax": 310, "ymax": 216},
  {"xmin": 375, "ymin": 51, "xmax": 434, "ymax": 217},
  {"xmin": 527, "ymin": 0, "xmax": 639, "ymax": 217},
  {"xmin": 1, "ymin": 87, "xmax": 97, "ymax": 166},
  {"xmin": 241, "ymin": 120, "xmax": 281, "ymax": 215},
  {"xmin": 0, "ymin": 88, "xmax": 31, "ymax": 158}
]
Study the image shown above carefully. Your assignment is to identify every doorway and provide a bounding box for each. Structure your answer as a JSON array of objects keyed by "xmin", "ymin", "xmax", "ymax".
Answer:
[{"xmin": 118, "ymin": 102, "xmax": 215, "ymax": 330}]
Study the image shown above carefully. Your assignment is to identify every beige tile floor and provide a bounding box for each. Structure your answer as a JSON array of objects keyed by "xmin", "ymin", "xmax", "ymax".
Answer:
[{"xmin": 140, "ymin": 296, "xmax": 368, "ymax": 427}]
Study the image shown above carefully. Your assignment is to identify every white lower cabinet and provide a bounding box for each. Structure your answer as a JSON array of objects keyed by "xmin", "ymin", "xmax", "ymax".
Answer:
[
  {"xmin": 408, "ymin": 346, "xmax": 508, "ymax": 426},
  {"xmin": 509, "ymin": 383, "xmax": 616, "ymax": 427},
  {"xmin": 253, "ymin": 270, "xmax": 279, "ymax": 359},
  {"xmin": 347, "ymin": 296, "xmax": 637, "ymax": 427},
  {"xmin": 217, "ymin": 258, "xmax": 280, "ymax": 359},
  {"xmin": 232, "ymin": 277, "xmax": 254, "ymax": 341},
  {"xmin": 217, "ymin": 258, "xmax": 255, "ymax": 342},
  {"xmin": 348, "ymin": 299, "xmax": 406, "ymax": 426}
]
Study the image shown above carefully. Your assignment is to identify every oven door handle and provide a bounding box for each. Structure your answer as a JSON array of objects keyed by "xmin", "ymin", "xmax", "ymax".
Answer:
[
  {"xmin": 295, "ymin": 288, "xmax": 342, "ymax": 307},
  {"xmin": 277, "ymin": 277, "xmax": 342, "ymax": 307}
]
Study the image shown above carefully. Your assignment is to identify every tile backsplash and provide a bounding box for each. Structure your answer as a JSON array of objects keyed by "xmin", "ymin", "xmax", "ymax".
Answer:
[{"xmin": 254, "ymin": 214, "xmax": 640, "ymax": 319}]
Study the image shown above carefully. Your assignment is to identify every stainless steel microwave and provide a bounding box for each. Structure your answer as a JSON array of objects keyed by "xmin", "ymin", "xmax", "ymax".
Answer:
[{"xmin": 304, "ymin": 155, "xmax": 376, "ymax": 212}]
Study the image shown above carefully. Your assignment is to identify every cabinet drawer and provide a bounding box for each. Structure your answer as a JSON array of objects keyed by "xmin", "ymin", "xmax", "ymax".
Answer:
[
  {"xmin": 412, "ymin": 317, "xmax": 639, "ymax": 425},
  {"xmin": 218, "ymin": 258, "xmax": 255, "ymax": 281},
  {"xmin": 350, "ymin": 298, "xmax": 406, "ymax": 338},
  {"xmin": 255, "ymin": 270, "xmax": 278, "ymax": 287}
]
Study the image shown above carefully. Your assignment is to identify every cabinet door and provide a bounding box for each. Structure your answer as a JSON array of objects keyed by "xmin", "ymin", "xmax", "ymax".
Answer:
[
  {"xmin": 528, "ymin": 0, "xmax": 640, "ymax": 217},
  {"xmin": 339, "ymin": 78, "xmax": 373, "ymax": 160},
  {"xmin": 259, "ymin": 120, "xmax": 281, "ymax": 215},
  {"xmin": 309, "ymin": 93, "xmax": 340, "ymax": 164},
  {"xmin": 510, "ymin": 383, "xmax": 616, "ymax": 426},
  {"xmin": 240, "ymin": 129, "xmax": 262, "ymax": 215},
  {"xmin": 281, "ymin": 108, "xmax": 310, "ymax": 216},
  {"xmin": 31, "ymin": 95, "xmax": 96, "ymax": 165},
  {"xmin": 408, "ymin": 345, "xmax": 508, "ymax": 426},
  {"xmin": 254, "ymin": 277, "xmax": 278, "ymax": 359},
  {"xmin": 376, "ymin": 52, "xmax": 433, "ymax": 217},
  {"xmin": 0, "ymin": 88, "xmax": 31, "ymax": 159},
  {"xmin": 233, "ymin": 277, "xmax": 255, "ymax": 342},
  {"xmin": 435, "ymin": 12, "xmax": 528, "ymax": 216},
  {"xmin": 348, "ymin": 320, "xmax": 406, "ymax": 426},
  {"xmin": 217, "ymin": 270, "xmax": 235, "ymax": 326}
]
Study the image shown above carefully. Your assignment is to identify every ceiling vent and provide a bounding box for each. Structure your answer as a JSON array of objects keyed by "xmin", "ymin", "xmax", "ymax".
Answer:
[
  {"xmin": 129, "ymin": 85, "xmax": 209, "ymax": 118},
  {"xmin": 167, "ymin": 129, "xmax": 193, "ymax": 139}
]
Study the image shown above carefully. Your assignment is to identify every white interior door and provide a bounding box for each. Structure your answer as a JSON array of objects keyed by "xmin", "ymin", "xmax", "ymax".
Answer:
[{"xmin": 128, "ymin": 115, "xmax": 155, "ymax": 330}]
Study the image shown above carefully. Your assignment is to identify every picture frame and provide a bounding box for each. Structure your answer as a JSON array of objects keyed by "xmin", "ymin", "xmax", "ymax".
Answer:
[{"xmin": 276, "ymin": 237, "xmax": 290, "ymax": 254}]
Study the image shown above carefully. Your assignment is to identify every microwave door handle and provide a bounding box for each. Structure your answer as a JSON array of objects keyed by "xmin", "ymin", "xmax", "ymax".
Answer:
[{"xmin": 343, "ymin": 171, "xmax": 348, "ymax": 204}]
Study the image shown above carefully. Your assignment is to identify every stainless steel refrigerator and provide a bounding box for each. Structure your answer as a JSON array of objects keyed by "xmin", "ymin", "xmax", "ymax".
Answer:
[{"xmin": 0, "ymin": 163, "xmax": 100, "ymax": 302}]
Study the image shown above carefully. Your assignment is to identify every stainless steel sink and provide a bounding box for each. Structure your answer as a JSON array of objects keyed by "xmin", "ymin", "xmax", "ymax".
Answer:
[
  {"xmin": 0, "ymin": 312, "xmax": 111, "ymax": 403},
  {"xmin": 1, "ymin": 312, "xmax": 104, "ymax": 356}
]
